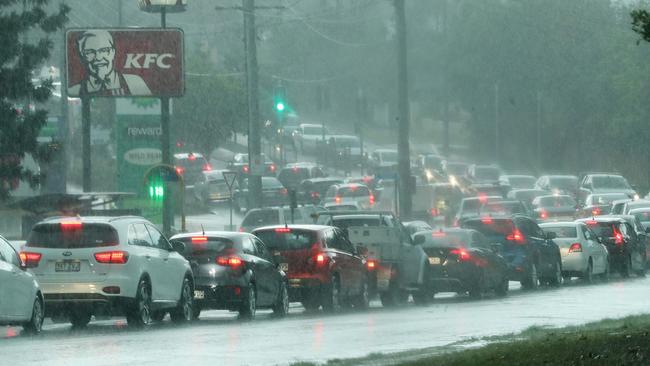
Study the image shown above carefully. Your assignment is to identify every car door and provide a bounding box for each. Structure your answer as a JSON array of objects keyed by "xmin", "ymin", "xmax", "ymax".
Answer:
[
  {"xmin": 0, "ymin": 240, "xmax": 19, "ymax": 319},
  {"xmin": 252, "ymin": 237, "xmax": 279, "ymax": 307},
  {"xmin": 580, "ymin": 225, "xmax": 603, "ymax": 273},
  {"xmin": 471, "ymin": 232, "xmax": 499, "ymax": 288},
  {"xmin": 337, "ymin": 228, "xmax": 365, "ymax": 294},
  {"xmin": 129, "ymin": 223, "xmax": 167, "ymax": 301},
  {"xmin": 0, "ymin": 238, "xmax": 31, "ymax": 319},
  {"xmin": 325, "ymin": 229, "xmax": 352, "ymax": 293},
  {"xmin": 520, "ymin": 218, "xmax": 555, "ymax": 272},
  {"xmin": 146, "ymin": 224, "xmax": 184, "ymax": 302},
  {"xmin": 621, "ymin": 223, "xmax": 644, "ymax": 271}
]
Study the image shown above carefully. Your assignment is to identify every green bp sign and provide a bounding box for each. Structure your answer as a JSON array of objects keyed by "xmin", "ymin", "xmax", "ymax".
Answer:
[{"xmin": 116, "ymin": 97, "xmax": 163, "ymax": 192}]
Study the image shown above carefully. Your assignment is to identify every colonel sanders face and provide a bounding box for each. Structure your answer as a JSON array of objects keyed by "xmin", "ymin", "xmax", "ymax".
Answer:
[{"xmin": 78, "ymin": 30, "xmax": 116, "ymax": 81}]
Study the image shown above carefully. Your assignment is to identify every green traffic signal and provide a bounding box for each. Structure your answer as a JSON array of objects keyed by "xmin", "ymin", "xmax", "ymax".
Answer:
[
  {"xmin": 148, "ymin": 183, "xmax": 164, "ymax": 199},
  {"xmin": 276, "ymin": 102, "xmax": 285, "ymax": 112}
]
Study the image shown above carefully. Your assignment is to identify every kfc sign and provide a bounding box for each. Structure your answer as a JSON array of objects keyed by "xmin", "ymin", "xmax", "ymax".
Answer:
[{"xmin": 66, "ymin": 28, "xmax": 184, "ymax": 97}]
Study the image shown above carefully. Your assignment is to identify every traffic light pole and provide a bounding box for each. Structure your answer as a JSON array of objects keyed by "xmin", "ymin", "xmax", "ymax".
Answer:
[
  {"xmin": 394, "ymin": 0, "xmax": 412, "ymax": 219},
  {"xmin": 82, "ymin": 97, "xmax": 91, "ymax": 192},
  {"xmin": 160, "ymin": 8, "xmax": 173, "ymax": 236},
  {"xmin": 243, "ymin": 0, "xmax": 262, "ymax": 209}
]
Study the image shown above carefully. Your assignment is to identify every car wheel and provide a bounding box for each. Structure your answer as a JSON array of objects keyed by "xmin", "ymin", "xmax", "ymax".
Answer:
[
  {"xmin": 69, "ymin": 309, "xmax": 91, "ymax": 329},
  {"xmin": 23, "ymin": 297, "xmax": 44, "ymax": 334},
  {"xmin": 126, "ymin": 279, "xmax": 152, "ymax": 328},
  {"xmin": 620, "ymin": 256, "xmax": 631, "ymax": 278},
  {"xmin": 354, "ymin": 279, "xmax": 370, "ymax": 310},
  {"xmin": 192, "ymin": 306, "xmax": 201, "ymax": 320},
  {"xmin": 469, "ymin": 270, "xmax": 486, "ymax": 299},
  {"xmin": 582, "ymin": 260, "xmax": 593, "ymax": 284},
  {"xmin": 170, "ymin": 278, "xmax": 194, "ymax": 323},
  {"xmin": 273, "ymin": 281, "xmax": 290, "ymax": 318},
  {"xmin": 521, "ymin": 263, "xmax": 539, "ymax": 290},
  {"xmin": 548, "ymin": 260, "xmax": 563, "ymax": 287},
  {"xmin": 495, "ymin": 275, "xmax": 509, "ymax": 297},
  {"xmin": 239, "ymin": 285, "xmax": 256, "ymax": 320},
  {"xmin": 321, "ymin": 276, "xmax": 341, "ymax": 313},
  {"xmin": 412, "ymin": 289, "xmax": 432, "ymax": 305}
]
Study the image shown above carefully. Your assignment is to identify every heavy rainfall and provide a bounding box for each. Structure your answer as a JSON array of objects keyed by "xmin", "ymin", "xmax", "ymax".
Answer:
[{"xmin": 3, "ymin": 0, "xmax": 650, "ymax": 365}]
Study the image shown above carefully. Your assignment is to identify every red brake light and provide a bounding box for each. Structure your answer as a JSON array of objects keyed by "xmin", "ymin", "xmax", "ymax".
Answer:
[
  {"xmin": 568, "ymin": 243, "xmax": 582, "ymax": 253},
  {"xmin": 369, "ymin": 194, "xmax": 375, "ymax": 205},
  {"xmin": 450, "ymin": 248, "xmax": 471, "ymax": 261},
  {"xmin": 238, "ymin": 227, "xmax": 245, "ymax": 232},
  {"xmin": 315, "ymin": 253, "xmax": 327, "ymax": 265},
  {"xmin": 481, "ymin": 217, "xmax": 493, "ymax": 224},
  {"xmin": 540, "ymin": 210, "xmax": 548, "ymax": 219},
  {"xmin": 478, "ymin": 193, "xmax": 488, "ymax": 203},
  {"xmin": 243, "ymin": 165, "xmax": 249, "ymax": 173},
  {"xmin": 432, "ymin": 231, "xmax": 445, "ymax": 237},
  {"xmin": 614, "ymin": 227, "xmax": 624, "ymax": 245},
  {"xmin": 506, "ymin": 229, "xmax": 525, "ymax": 244},
  {"xmin": 367, "ymin": 259, "xmax": 378, "ymax": 270},
  {"xmin": 188, "ymin": 153, "xmax": 196, "ymax": 161},
  {"xmin": 94, "ymin": 251, "xmax": 129, "ymax": 264},
  {"xmin": 275, "ymin": 227, "xmax": 292, "ymax": 233},
  {"xmin": 335, "ymin": 196, "xmax": 341, "ymax": 204},
  {"xmin": 175, "ymin": 166, "xmax": 185, "ymax": 175},
  {"xmin": 191, "ymin": 236, "xmax": 208, "ymax": 243},
  {"xmin": 430, "ymin": 208, "xmax": 439, "ymax": 217},
  {"xmin": 311, "ymin": 192, "xmax": 320, "ymax": 199},
  {"xmin": 586, "ymin": 220, "xmax": 598, "ymax": 225},
  {"xmin": 216, "ymin": 256, "xmax": 243, "ymax": 268},
  {"xmin": 280, "ymin": 188, "xmax": 288, "ymax": 195},
  {"xmin": 19, "ymin": 252, "xmax": 42, "ymax": 267},
  {"xmin": 203, "ymin": 163, "xmax": 212, "ymax": 172},
  {"xmin": 592, "ymin": 207, "xmax": 601, "ymax": 216},
  {"xmin": 292, "ymin": 167, "xmax": 299, "ymax": 172},
  {"xmin": 60, "ymin": 221, "xmax": 82, "ymax": 230},
  {"xmin": 270, "ymin": 164, "xmax": 277, "ymax": 172}
]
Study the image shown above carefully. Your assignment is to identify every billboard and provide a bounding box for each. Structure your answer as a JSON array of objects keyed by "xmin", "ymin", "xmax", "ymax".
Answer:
[{"xmin": 66, "ymin": 28, "xmax": 184, "ymax": 97}]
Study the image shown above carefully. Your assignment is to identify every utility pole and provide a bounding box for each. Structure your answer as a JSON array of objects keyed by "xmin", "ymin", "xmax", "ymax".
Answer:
[
  {"xmin": 536, "ymin": 91, "xmax": 542, "ymax": 172},
  {"xmin": 160, "ymin": 7, "xmax": 174, "ymax": 236},
  {"xmin": 394, "ymin": 0, "xmax": 412, "ymax": 219},
  {"xmin": 494, "ymin": 82, "xmax": 500, "ymax": 164},
  {"xmin": 441, "ymin": 0, "xmax": 450, "ymax": 158},
  {"xmin": 243, "ymin": 0, "xmax": 262, "ymax": 209}
]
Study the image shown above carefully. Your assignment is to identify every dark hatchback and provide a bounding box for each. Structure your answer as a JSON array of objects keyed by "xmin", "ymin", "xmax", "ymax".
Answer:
[
  {"xmin": 252, "ymin": 225, "xmax": 369, "ymax": 312},
  {"xmin": 233, "ymin": 177, "xmax": 289, "ymax": 211},
  {"xmin": 461, "ymin": 215, "xmax": 562, "ymax": 289},
  {"xmin": 413, "ymin": 228, "xmax": 509, "ymax": 298},
  {"xmin": 575, "ymin": 217, "xmax": 646, "ymax": 277},
  {"xmin": 170, "ymin": 232, "xmax": 289, "ymax": 320},
  {"xmin": 297, "ymin": 178, "xmax": 344, "ymax": 205}
]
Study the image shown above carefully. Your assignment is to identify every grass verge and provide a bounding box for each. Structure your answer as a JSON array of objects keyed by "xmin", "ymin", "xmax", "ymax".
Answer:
[{"xmin": 291, "ymin": 314, "xmax": 650, "ymax": 366}]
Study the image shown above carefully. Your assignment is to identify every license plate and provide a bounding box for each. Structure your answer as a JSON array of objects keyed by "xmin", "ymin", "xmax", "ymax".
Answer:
[
  {"xmin": 194, "ymin": 290, "xmax": 205, "ymax": 299},
  {"xmin": 428, "ymin": 257, "xmax": 441, "ymax": 265},
  {"xmin": 279, "ymin": 263, "xmax": 289, "ymax": 272},
  {"xmin": 55, "ymin": 261, "xmax": 80, "ymax": 272}
]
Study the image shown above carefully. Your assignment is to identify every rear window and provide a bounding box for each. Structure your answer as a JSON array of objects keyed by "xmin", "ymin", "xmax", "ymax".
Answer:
[
  {"xmin": 632, "ymin": 211, "xmax": 650, "ymax": 223},
  {"xmin": 176, "ymin": 237, "xmax": 233, "ymax": 256},
  {"xmin": 484, "ymin": 202, "xmax": 525, "ymax": 215},
  {"xmin": 338, "ymin": 186, "xmax": 370, "ymax": 197},
  {"xmin": 262, "ymin": 177, "xmax": 284, "ymax": 189},
  {"xmin": 242, "ymin": 210, "xmax": 280, "ymax": 227},
  {"xmin": 590, "ymin": 194, "xmax": 627, "ymax": 205},
  {"xmin": 255, "ymin": 229, "xmax": 318, "ymax": 251},
  {"xmin": 592, "ymin": 176, "xmax": 630, "ymax": 189},
  {"xmin": 474, "ymin": 167, "xmax": 499, "ymax": 181},
  {"xmin": 425, "ymin": 231, "xmax": 470, "ymax": 248},
  {"xmin": 584, "ymin": 222, "xmax": 616, "ymax": 238},
  {"xmin": 27, "ymin": 223, "xmax": 119, "ymax": 249},
  {"xmin": 331, "ymin": 218, "xmax": 382, "ymax": 230},
  {"xmin": 446, "ymin": 163, "xmax": 467, "ymax": 175},
  {"xmin": 177, "ymin": 155, "xmax": 207, "ymax": 170},
  {"xmin": 463, "ymin": 219, "xmax": 515, "ymax": 237},
  {"xmin": 538, "ymin": 196, "xmax": 576, "ymax": 208},
  {"xmin": 540, "ymin": 226, "xmax": 577, "ymax": 239}
]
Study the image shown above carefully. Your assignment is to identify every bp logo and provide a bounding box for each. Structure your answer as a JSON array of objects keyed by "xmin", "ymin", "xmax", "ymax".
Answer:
[{"xmin": 130, "ymin": 98, "xmax": 159, "ymax": 109}]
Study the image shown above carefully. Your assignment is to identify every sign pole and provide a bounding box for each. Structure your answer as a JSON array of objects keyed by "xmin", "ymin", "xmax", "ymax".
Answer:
[
  {"xmin": 82, "ymin": 96, "xmax": 91, "ymax": 192},
  {"xmin": 159, "ymin": 8, "xmax": 174, "ymax": 237},
  {"xmin": 222, "ymin": 171, "xmax": 238, "ymax": 231}
]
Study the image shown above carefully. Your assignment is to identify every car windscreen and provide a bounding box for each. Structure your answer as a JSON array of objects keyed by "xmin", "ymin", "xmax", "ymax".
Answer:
[
  {"xmin": 255, "ymin": 229, "xmax": 318, "ymax": 251},
  {"xmin": 548, "ymin": 177, "xmax": 578, "ymax": 190},
  {"xmin": 474, "ymin": 167, "xmax": 500, "ymax": 181},
  {"xmin": 177, "ymin": 156, "xmax": 206, "ymax": 170},
  {"xmin": 508, "ymin": 176, "xmax": 536, "ymax": 189},
  {"xmin": 176, "ymin": 237, "xmax": 234, "ymax": 256},
  {"xmin": 424, "ymin": 231, "xmax": 470, "ymax": 248},
  {"xmin": 584, "ymin": 222, "xmax": 615, "ymax": 238},
  {"xmin": 313, "ymin": 180, "xmax": 341, "ymax": 194},
  {"xmin": 540, "ymin": 226, "xmax": 577, "ymax": 239},
  {"xmin": 280, "ymin": 168, "xmax": 310, "ymax": 185},
  {"xmin": 209, "ymin": 180, "xmax": 229, "ymax": 193},
  {"xmin": 262, "ymin": 177, "xmax": 284, "ymax": 189},
  {"xmin": 338, "ymin": 186, "xmax": 370, "ymax": 197},
  {"xmin": 590, "ymin": 193, "xmax": 628, "ymax": 205},
  {"xmin": 27, "ymin": 223, "xmax": 119, "ymax": 249},
  {"xmin": 538, "ymin": 196, "xmax": 576, "ymax": 208},
  {"xmin": 592, "ymin": 176, "xmax": 630, "ymax": 189},
  {"xmin": 423, "ymin": 156, "xmax": 442, "ymax": 170},
  {"xmin": 631, "ymin": 211, "xmax": 650, "ymax": 224},
  {"xmin": 242, "ymin": 210, "xmax": 280, "ymax": 227}
]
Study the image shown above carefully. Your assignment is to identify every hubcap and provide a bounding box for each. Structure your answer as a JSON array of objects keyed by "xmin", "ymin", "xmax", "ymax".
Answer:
[
  {"xmin": 249, "ymin": 287, "xmax": 256, "ymax": 315},
  {"xmin": 139, "ymin": 284, "xmax": 151, "ymax": 324},
  {"xmin": 282, "ymin": 285, "xmax": 289, "ymax": 314},
  {"xmin": 182, "ymin": 283, "xmax": 192, "ymax": 320},
  {"xmin": 33, "ymin": 300, "xmax": 43, "ymax": 331}
]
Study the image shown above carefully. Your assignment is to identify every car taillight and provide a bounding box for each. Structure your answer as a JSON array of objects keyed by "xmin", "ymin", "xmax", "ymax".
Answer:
[
  {"xmin": 275, "ymin": 227, "xmax": 291, "ymax": 233},
  {"xmin": 191, "ymin": 236, "xmax": 208, "ymax": 243},
  {"xmin": 216, "ymin": 256, "xmax": 243, "ymax": 269},
  {"xmin": 335, "ymin": 196, "xmax": 341, "ymax": 204},
  {"xmin": 506, "ymin": 229, "xmax": 525, "ymax": 244},
  {"xmin": 614, "ymin": 228, "xmax": 624, "ymax": 245},
  {"xmin": 311, "ymin": 192, "xmax": 320, "ymax": 199},
  {"xmin": 540, "ymin": 210, "xmax": 548, "ymax": 219},
  {"xmin": 432, "ymin": 231, "xmax": 445, "ymax": 237},
  {"xmin": 239, "ymin": 227, "xmax": 245, "ymax": 232},
  {"xmin": 568, "ymin": 243, "xmax": 582, "ymax": 253},
  {"xmin": 94, "ymin": 251, "xmax": 129, "ymax": 264},
  {"xmin": 591, "ymin": 207, "xmax": 601, "ymax": 216},
  {"xmin": 270, "ymin": 164, "xmax": 277, "ymax": 172},
  {"xmin": 280, "ymin": 188, "xmax": 288, "ymax": 195},
  {"xmin": 430, "ymin": 208, "xmax": 439, "ymax": 217},
  {"xmin": 481, "ymin": 217, "xmax": 493, "ymax": 224},
  {"xmin": 450, "ymin": 248, "xmax": 471, "ymax": 261},
  {"xmin": 314, "ymin": 253, "xmax": 329, "ymax": 267},
  {"xmin": 175, "ymin": 166, "xmax": 185, "ymax": 175},
  {"xmin": 369, "ymin": 194, "xmax": 375, "ymax": 205},
  {"xmin": 243, "ymin": 165, "xmax": 249, "ymax": 173},
  {"xmin": 60, "ymin": 220, "xmax": 82, "ymax": 230},
  {"xmin": 19, "ymin": 252, "xmax": 42, "ymax": 268},
  {"xmin": 366, "ymin": 259, "xmax": 378, "ymax": 270},
  {"xmin": 203, "ymin": 163, "xmax": 212, "ymax": 172}
]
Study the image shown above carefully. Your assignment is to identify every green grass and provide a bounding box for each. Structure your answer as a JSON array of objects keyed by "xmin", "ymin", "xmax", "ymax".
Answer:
[{"xmin": 291, "ymin": 314, "xmax": 650, "ymax": 366}]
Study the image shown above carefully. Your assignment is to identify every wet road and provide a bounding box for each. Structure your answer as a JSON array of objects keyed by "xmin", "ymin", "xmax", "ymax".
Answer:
[{"xmin": 3, "ymin": 276, "xmax": 650, "ymax": 366}]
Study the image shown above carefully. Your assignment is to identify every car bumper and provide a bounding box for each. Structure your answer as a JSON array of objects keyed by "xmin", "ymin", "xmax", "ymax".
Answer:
[
  {"xmin": 286, "ymin": 275, "xmax": 328, "ymax": 301},
  {"xmin": 560, "ymin": 253, "xmax": 587, "ymax": 274},
  {"xmin": 39, "ymin": 278, "xmax": 138, "ymax": 301},
  {"xmin": 193, "ymin": 284, "xmax": 248, "ymax": 311}
]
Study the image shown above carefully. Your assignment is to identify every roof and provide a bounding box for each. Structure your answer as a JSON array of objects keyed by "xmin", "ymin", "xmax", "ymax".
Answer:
[
  {"xmin": 576, "ymin": 216, "xmax": 627, "ymax": 223},
  {"xmin": 170, "ymin": 231, "xmax": 252, "ymax": 240},
  {"xmin": 539, "ymin": 221, "xmax": 579, "ymax": 227},
  {"xmin": 252, "ymin": 224, "xmax": 332, "ymax": 232},
  {"xmin": 39, "ymin": 215, "xmax": 147, "ymax": 224}
]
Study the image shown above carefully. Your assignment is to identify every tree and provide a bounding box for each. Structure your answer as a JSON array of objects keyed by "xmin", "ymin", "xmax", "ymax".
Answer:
[
  {"xmin": 0, "ymin": 0, "xmax": 68, "ymax": 201},
  {"xmin": 632, "ymin": 9, "xmax": 650, "ymax": 42}
]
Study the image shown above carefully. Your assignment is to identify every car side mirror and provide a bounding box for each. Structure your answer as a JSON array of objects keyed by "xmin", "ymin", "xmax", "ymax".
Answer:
[
  {"xmin": 545, "ymin": 231, "xmax": 557, "ymax": 240},
  {"xmin": 413, "ymin": 234, "xmax": 425, "ymax": 245},
  {"xmin": 170, "ymin": 240, "xmax": 186, "ymax": 253}
]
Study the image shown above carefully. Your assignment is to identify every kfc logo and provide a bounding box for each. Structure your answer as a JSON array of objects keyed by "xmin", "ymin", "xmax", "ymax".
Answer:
[{"xmin": 66, "ymin": 28, "xmax": 184, "ymax": 98}]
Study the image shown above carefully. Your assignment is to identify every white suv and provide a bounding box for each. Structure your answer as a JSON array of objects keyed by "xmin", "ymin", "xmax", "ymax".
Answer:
[{"xmin": 21, "ymin": 216, "xmax": 194, "ymax": 328}]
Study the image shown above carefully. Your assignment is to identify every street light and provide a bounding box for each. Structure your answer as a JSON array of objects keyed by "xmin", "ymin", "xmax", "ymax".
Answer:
[{"xmin": 138, "ymin": 0, "xmax": 187, "ymax": 237}]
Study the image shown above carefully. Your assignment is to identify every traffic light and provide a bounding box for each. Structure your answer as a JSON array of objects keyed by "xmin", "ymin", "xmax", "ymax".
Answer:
[
  {"xmin": 273, "ymin": 85, "xmax": 287, "ymax": 114},
  {"xmin": 148, "ymin": 179, "xmax": 165, "ymax": 199}
]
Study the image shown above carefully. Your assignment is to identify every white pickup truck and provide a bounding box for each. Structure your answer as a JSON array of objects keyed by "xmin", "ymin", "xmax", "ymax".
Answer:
[{"xmin": 316, "ymin": 211, "xmax": 430, "ymax": 306}]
